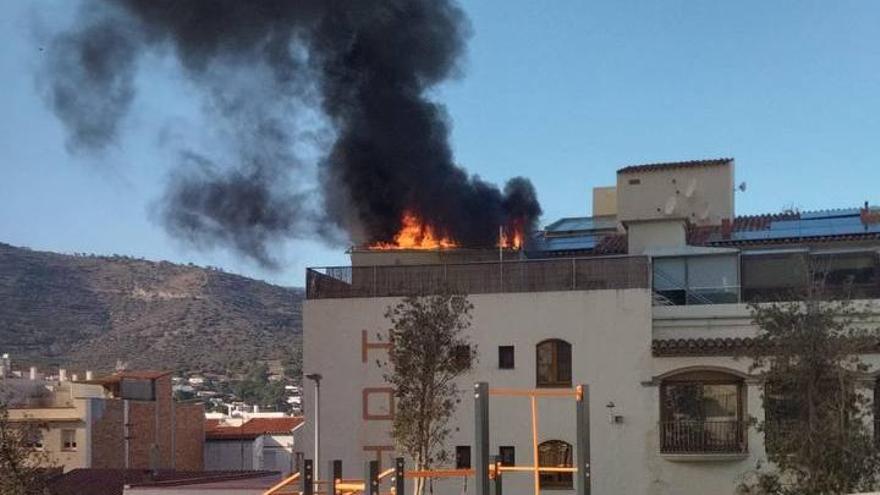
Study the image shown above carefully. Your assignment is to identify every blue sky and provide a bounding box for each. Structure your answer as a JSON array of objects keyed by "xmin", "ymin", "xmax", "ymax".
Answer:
[{"xmin": 2, "ymin": 1, "xmax": 879, "ymax": 286}]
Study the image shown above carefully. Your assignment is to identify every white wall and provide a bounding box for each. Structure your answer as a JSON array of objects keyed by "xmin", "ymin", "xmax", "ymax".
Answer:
[
  {"xmin": 304, "ymin": 289, "xmax": 671, "ymax": 495},
  {"xmin": 205, "ymin": 439, "xmax": 254, "ymax": 471}
]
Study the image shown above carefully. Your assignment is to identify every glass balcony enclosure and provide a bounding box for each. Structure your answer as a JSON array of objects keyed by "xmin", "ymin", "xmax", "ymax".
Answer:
[{"xmin": 653, "ymin": 248, "xmax": 880, "ymax": 306}]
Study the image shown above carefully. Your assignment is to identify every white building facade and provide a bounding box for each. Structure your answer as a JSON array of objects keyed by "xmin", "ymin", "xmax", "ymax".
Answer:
[{"xmin": 301, "ymin": 159, "xmax": 880, "ymax": 494}]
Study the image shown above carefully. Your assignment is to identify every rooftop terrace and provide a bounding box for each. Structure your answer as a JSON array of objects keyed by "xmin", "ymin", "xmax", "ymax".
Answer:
[{"xmin": 306, "ymin": 256, "xmax": 650, "ymax": 299}]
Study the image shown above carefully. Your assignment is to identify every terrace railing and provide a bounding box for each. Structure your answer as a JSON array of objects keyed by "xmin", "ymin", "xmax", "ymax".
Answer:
[
  {"xmin": 306, "ymin": 256, "xmax": 650, "ymax": 299},
  {"xmin": 660, "ymin": 420, "xmax": 747, "ymax": 454}
]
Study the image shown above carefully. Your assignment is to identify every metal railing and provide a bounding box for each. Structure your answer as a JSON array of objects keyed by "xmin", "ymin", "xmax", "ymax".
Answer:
[
  {"xmin": 660, "ymin": 420, "xmax": 747, "ymax": 454},
  {"xmin": 306, "ymin": 256, "xmax": 650, "ymax": 299}
]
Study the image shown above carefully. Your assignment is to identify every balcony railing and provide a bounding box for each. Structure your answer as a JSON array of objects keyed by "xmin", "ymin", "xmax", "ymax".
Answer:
[
  {"xmin": 306, "ymin": 256, "xmax": 650, "ymax": 299},
  {"xmin": 660, "ymin": 420, "xmax": 747, "ymax": 454}
]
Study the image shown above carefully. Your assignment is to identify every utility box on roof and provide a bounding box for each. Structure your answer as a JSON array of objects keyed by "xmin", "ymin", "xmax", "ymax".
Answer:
[{"xmin": 616, "ymin": 158, "xmax": 734, "ymax": 227}]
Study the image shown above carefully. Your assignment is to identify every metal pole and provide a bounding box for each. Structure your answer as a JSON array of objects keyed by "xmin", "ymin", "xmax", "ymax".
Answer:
[
  {"xmin": 302, "ymin": 459, "xmax": 314, "ymax": 495},
  {"xmin": 576, "ymin": 385, "xmax": 591, "ymax": 495},
  {"xmin": 475, "ymin": 382, "xmax": 490, "ymax": 495},
  {"xmin": 394, "ymin": 457, "xmax": 405, "ymax": 495},
  {"xmin": 499, "ymin": 226, "xmax": 504, "ymax": 291},
  {"xmin": 306, "ymin": 373, "xmax": 323, "ymax": 485},
  {"xmin": 314, "ymin": 380, "xmax": 320, "ymax": 483},
  {"xmin": 530, "ymin": 396, "xmax": 539, "ymax": 495},
  {"xmin": 365, "ymin": 460, "xmax": 379, "ymax": 495}
]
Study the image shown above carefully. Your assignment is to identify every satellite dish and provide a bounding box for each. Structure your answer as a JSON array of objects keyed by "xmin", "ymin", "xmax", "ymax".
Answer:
[
  {"xmin": 685, "ymin": 178, "xmax": 697, "ymax": 198},
  {"xmin": 737, "ymin": 182, "xmax": 747, "ymax": 192},
  {"xmin": 663, "ymin": 196, "xmax": 677, "ymax": 215}
]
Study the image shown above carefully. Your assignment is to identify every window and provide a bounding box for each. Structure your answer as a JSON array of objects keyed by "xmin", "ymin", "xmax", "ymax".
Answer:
[
  {"xmin": 659, "ymin": 370, "xmax": 745, "ymax": 454},
  {"xmin": 536, "ymin": 339, "xmax": 571, "ymax": 388},
  {"xmin": 498, "ymin": 346, "xmax": 515, "ymax": 369},
  {"xmin": 538, "ymin": 440, "xmax": 572, "ymax": 489},
  {"xmin": 812, "ymin": 252, "xmax": 880, "ymax": 299},
  {"xmin": 653, "ymin": 255, "xmax": 740, "ymax": 305},
  {"xmin": 742, "ymin": 252, "xmax": 808, "ymax": 302},
  {"xmin": 61, "ymin": 429, "xmax": 77, "ymax": 451},
  {"xmin": 498, "ymin": 446, "xmax": 515, "ymax": 466},
  {"xmin": 24, "ymin": 431, "xmax": 44, "ymax": 451},
  {"xmin": 455, "ymin": 446, "xmax": 471, "ymax": 469}
]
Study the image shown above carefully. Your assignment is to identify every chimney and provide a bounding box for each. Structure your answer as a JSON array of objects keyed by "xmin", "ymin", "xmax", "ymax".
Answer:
[
  {"xmin": 59, "ymin": 369, "xmax": 68, "ymax": 382},
  {"xmin": 85, "ymin": 370, "xmax": 94, "ymax": 380},
  {"xmin": 29, "ymin": 366, "xmax": 38, "ymax": 380},
  {"xmin": 253, "ymin": 405, "xmax": 260, "ymax": 414}
]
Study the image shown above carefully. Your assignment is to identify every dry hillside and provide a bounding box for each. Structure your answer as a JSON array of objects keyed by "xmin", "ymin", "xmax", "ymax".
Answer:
[{"xmin": 0, "ymin": 242, "xmax": 302, "ymax": 374}]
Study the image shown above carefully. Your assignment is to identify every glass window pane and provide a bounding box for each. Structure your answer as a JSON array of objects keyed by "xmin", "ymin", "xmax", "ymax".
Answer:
[
  {"xmin": 662, "ymin": 383, "xmax": 702, "ymax": 421},
  {"xmin": 536, "ymin": 342, "xmax": 554, "ymax": 385},
  {"xmin": 743, "ymin": 254, "xmax": 807, "ymax": 289},
  {"xmin": 701, "ymin": 384, "xmax": 738, "ymax": 420},
  {"xmin": 687, "ymin": 255, "xmax": 738, "ymax": 290},
  {"xmin": 653, "ymin": 258, "xmax": 686, "ymax": 290},
  {"xmin": 556, "ymin": 341, "xmax": 571, "ymax": 384}
]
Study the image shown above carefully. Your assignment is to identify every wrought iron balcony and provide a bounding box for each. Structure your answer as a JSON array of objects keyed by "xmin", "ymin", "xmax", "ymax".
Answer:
[{"xmin": 660, "ymin": 420, "xmax": 747, "ymax": 454}]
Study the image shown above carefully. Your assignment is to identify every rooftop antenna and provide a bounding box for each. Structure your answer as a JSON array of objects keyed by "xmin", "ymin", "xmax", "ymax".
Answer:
[{"xmin": 736, "ymin": 182, "xmax": 747, "ymax": 193}]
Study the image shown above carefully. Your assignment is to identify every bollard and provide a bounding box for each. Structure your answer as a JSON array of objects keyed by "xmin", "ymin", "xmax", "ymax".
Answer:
[
  {"xmin": 394, "ymin": 457, "xmax": 405, "ymax": 495},
  {"xmin": 302, "ymin": 459, "xmax": 314, "ymax": 495},
  {"xmin": 328, "ymin": 459, "xmax": 341, "ymax": 495},
  {"xmin": 364, "ymin": 460, "xmax": 379, "ymax": 495}
]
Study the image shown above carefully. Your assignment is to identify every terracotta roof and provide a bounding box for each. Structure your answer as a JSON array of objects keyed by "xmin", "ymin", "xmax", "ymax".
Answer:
[
  {"xmin": 205, "ymin": 416, "xmax": 304, "ymax": 440},
  {"xmin": 617, "ymin": 158, "xmax": 732, "ymax": 175},
  {"xmin": 48, "ymin": 469, "xmax": 276, "ymax": 495}
]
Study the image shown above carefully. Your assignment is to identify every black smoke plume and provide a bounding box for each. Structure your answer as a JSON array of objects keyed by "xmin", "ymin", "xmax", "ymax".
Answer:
[{"xmin": 41, "ymin": 0, "xmax": 542, "ymax": 266}]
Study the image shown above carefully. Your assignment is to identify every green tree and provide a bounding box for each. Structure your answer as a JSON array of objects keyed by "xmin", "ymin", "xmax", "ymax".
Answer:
[
  {"xmin": 738, "ymin": 285, "xmax": 880, "ymax": 494},
  {"xmin": 0, "ymin": 402, "xmax": 53, "ymax": 495},
  {"xmin": 381, "ymin": 293, "xmax": 476, "ymax": 495}
]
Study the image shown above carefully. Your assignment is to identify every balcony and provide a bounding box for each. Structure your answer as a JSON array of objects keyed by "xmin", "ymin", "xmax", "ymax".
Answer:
[
  {"xmin": 660, "ymin": 420, "xmax": 747, "ymax": 455},
  {"xmin": 306, "ymin": 256, "xmax": 650, "ymax": 299}
]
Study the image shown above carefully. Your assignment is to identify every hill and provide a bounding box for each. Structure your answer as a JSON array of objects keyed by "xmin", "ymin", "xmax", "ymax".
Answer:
[{"xmin": 0, "ymin": 242, "xmax": 302, "ymax": 375}]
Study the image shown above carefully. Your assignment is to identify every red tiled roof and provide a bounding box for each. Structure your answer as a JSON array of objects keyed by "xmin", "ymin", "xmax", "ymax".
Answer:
[
  {"xmin": 205, "ymin": 416, "xmax": 304, "ymax": 440},
  {"xmin": 617, "ymin": 158, "xmax": 732, "ymax": 175},
  {"xmin": 48, "ymin": 469, "xmax": 276, "ymax": 495}
]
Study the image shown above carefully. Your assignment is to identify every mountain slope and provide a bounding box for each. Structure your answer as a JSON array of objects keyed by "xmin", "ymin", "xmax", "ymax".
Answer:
[{"xmin": 0, "ymin": 242, "xmax": 302, "ymax": 374}]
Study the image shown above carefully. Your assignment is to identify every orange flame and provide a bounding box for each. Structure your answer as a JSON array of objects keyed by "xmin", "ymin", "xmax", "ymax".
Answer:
[
  {"xmin": 370, "ymin": 212, "xmax": 458, "ymax": 250},
  {"xmin": 498, "ymin": 220, "xmax": 525, "ymax": 250}
]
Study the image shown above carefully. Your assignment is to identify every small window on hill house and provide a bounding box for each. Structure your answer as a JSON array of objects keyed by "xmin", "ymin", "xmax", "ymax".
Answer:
[
  {"xmin": 62, "ymin": 429, "xmax": 77, "ymax": 451},
  {"xmin": 538, "ymin": 440, "xmax": 573, "ymax": 489},
  {"xmin": 498, "ymin": 346, "xmax": 515, "ymax": 369},
  {"xmin": 456, "ymin": 446, "xmax": 471, "ymax": 469},
  {"xmin": 536, "ymin": 339, "xmax": 572, "ymax": 388}
]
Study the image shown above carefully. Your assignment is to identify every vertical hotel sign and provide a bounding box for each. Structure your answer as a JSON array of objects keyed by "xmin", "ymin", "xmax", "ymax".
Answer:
[{"xmin": 361, "ymin": 329, "xmax": 395, "ymax": 467}]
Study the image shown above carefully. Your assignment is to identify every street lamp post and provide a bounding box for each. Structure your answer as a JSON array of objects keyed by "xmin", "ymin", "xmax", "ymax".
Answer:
[{"xmin": 305, "ymin": 373, "xmax": 323, "ymax": 484}]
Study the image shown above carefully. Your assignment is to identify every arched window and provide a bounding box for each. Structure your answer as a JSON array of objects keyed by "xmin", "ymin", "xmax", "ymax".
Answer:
[
  {"xmin": 538, "ymin": 440, "xmax": 573, "ymax": 489},
  {"xmin": 659, "ymin": 369, "xmax": 745, "ymax": 454},
  {"xmin": 536, "ymin": 339, "xmax": 571, "ymax": 388}
]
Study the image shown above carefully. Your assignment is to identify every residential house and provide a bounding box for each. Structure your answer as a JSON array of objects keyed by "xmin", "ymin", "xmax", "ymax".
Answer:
[{"xmin": 300, "ymin": 158, "xmax": 880, "ymax": 495}]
